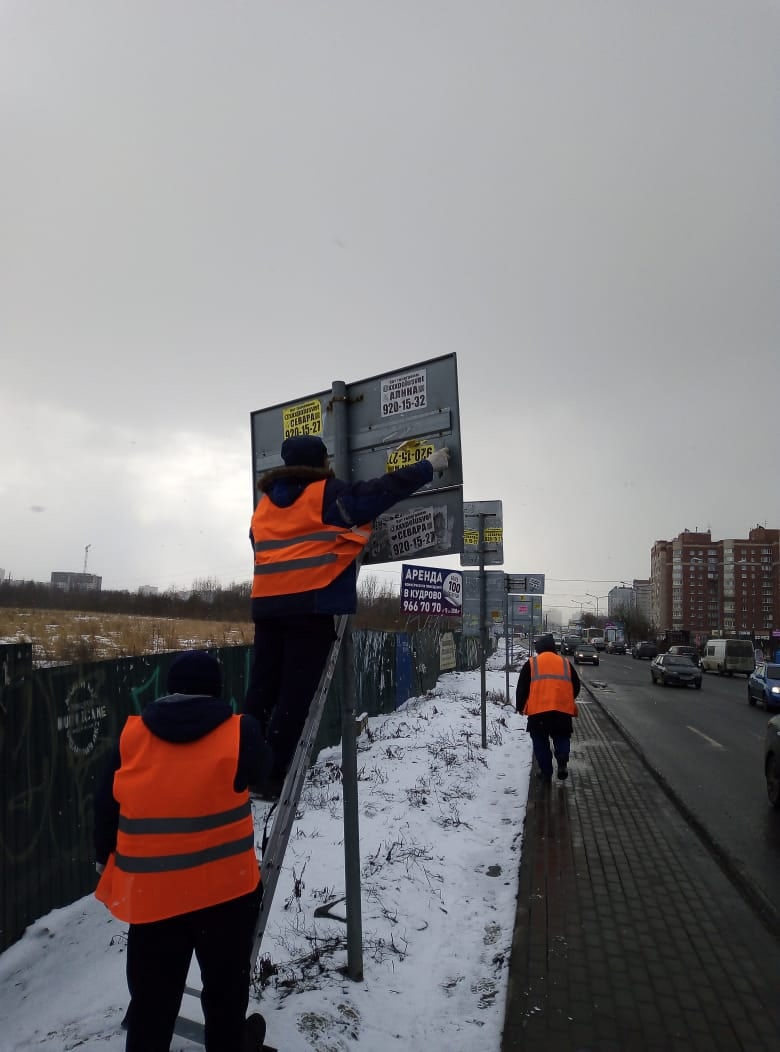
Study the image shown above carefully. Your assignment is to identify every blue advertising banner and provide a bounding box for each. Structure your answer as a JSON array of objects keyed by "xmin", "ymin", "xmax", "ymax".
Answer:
[{"xmin": 400, "ymin": 564, "xmax": 463, "ymax": 617}]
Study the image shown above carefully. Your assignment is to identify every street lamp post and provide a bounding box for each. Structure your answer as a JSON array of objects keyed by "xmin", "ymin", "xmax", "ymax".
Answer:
[
  {"xmin": 585, "ymin": 593, "xmax": 609, "ymax": 618},
  {"xmin": 569, "ymin": 600, "xmax": 594, "ymax": 621}
]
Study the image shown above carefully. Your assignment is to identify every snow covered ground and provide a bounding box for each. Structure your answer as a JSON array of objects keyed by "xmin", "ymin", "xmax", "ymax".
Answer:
[{"xmin": 0, "ymin": 651, "xmax": 530, "ymax": 1051}]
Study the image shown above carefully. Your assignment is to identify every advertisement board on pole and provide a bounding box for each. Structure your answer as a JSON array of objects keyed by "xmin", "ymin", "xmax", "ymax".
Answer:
[
  {"xmin": 461, "ymin": 570, "xmax": 506, "ymax": 637},
  {"xmin": 510, "ymin": 595, "xmax": 543, "ymax": 622},
  {"xmin": 460, "ymin": 500, "xmax": 503, "ymax": 566},
  {"xmin": 250, "ymin": 354, "xmax": 463, "ymax": 565},
  {"xmin": 400, "ymin": 564, "xmax": 463, "ymax": 617}
]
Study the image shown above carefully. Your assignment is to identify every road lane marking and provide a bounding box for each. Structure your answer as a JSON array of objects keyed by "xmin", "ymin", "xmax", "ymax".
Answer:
[{"xmin": 685, "ymin": 725, "xmax": 725, "ymax": 749}]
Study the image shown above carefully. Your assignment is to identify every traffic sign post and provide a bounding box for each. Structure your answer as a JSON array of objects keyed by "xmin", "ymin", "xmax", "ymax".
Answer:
[
  {"xmin": 459, "ymin": 501, "xmax": 503, "ymax": 747},
  {"xmin": 506, "ymin": 573, "xmax": 545, "ymax": 595},
  {"xmin": 505, "ymin": 573, "xmax": 545, "ymax": 698},
  {"xmin": 251, "ymin": 354, "xmax": 464, "ymax": 564},
  {"xmin": 248, "ymin": 356, "xmax": 463, "ymax": 987},
  {"xmin": 461, "ymin": 500, "xmax": 503, "ymax": 566},
  {"xmin": 461, "ymin": 570, "xmax": 505, "ymax": 636}
]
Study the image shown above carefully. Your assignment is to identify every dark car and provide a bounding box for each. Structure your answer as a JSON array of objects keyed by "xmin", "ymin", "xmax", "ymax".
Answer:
[
  {"xmin": 650, "ymin": 653, "xmax": 702, "ymax": 689},
  {"xmin": 573, "ymin": 643, "xmax": 599, "ymax": 666},
  {"xmin": 668, "ymin": 644, "xmax": 701, "ymax": 668},
  {"xmin": 765, "ymin": 714, "xmax": 780, "ymax": 809},
  {"xmin": 631, "ymin": 641, "xmax": 658, "ymax": 660},
  {"xmin": 748, "ymin": 663, "xmax": 780, "ymax": 711},
  {"xmin": 605, "ymin": 640, "xmax": 626, "ymax": 654},
  {"xmin": 561, "ymin": 635, "xmax": 581, "ymax": 656}
]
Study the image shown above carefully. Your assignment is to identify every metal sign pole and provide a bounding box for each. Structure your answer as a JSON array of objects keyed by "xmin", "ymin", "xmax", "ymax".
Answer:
[
  {"xmin": 479, "ymin": 514, "xmax": 487, "ymax": 748},
  {"xmin": 504, "ymin": 578, "xmax": 510, "ymax": 704},
  {"xmin": 332, "ymin": 379, "xmax": 364, "ymax": 982}
]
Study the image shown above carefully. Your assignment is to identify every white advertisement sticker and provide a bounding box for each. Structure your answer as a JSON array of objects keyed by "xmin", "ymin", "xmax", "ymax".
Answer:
[{"xmin": 380, "ymin": 369, "xmax": 428, "ymax": 417}]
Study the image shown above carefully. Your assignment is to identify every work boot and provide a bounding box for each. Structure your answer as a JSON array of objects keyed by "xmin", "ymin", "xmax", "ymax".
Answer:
[
  {"xmin": 535, "ymin": 769, "xmax": 552, "ymax": 786},
  {"xmin": 556, "ymin": 758, "xmax": 569, "ymax": 781},
  {"xmin": 241, "ymin": 1012, "xmax": 267, "ymax": 1052}
]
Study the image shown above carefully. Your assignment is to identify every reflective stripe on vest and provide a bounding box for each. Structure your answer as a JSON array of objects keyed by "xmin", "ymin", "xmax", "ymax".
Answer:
[
  {"xmin": 251, "ymin": 479, "xmax": 371, "ymax": 598},
  {"xmin": 530, "ymin": 655, "xmax": 572, "ymax": 685},
  {"xmin": 115, "ymin": 801, "xmax": 254, "ymax": 873},
  {"xmin": 524, "ymin": 652, "xmax": 578, "ymax": 717},
  {"xmin": 95, "ymin": 716, "xmax": 259, "ymax": 923}
]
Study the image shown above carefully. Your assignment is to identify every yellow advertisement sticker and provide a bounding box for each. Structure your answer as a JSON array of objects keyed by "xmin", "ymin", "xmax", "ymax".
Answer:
[
  {"xmin": 386, "ymin": 440, "xmax": 434, "ymax": 473},
  {"xmin": 282, "ymin": 399, "xmax": 323, "ymax": 439}
]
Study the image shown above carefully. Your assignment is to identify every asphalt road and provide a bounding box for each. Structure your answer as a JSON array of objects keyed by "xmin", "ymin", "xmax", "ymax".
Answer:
[{"xmin": 575, "ymin": 652, "xmax": 780, "ymax": 927}]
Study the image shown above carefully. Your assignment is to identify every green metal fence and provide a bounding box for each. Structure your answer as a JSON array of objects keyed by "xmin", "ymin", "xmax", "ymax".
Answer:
[{"xmin": 0, "ymin": 629, "xmax": 481, "ymax": 954}]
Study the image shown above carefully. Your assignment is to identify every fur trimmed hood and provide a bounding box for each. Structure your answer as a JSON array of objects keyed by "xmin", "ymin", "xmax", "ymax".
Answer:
[{"xmin": 257, "ymin": 463, "xmax": 333, "ymax": 496}]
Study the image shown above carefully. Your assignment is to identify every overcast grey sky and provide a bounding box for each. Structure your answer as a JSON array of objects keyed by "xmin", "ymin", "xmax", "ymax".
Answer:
[{"xmin": 2, "ymin": 1, "xmax": 779, "ymax": 620}]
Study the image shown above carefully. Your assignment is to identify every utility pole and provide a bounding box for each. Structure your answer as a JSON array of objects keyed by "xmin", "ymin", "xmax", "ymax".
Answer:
[{"xmin": 83, "ymin": 544, "xmax": 92, "ymax": 574}]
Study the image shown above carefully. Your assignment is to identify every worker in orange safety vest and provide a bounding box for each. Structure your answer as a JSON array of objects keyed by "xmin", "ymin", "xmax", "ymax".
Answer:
[
  {"xmin": 245, "ymin": 433, "xmax": 450, "ymax": 797},
  {"xmin": 94, "ymin": 649, "xmax": 272, "ymax": 1052},
  {"xmin": 515, "ymin": 633, "xmax": 581, "ymax": 783}
]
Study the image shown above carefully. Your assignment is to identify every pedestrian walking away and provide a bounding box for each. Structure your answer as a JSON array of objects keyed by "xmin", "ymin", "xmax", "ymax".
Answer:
[
  {"xmin": 93, "ymin": 650, "xmax": 273, "ymax": 1052},
  {"xmin": 244, "ymin": 433, "xmax": 450, "ymax": 797},
  {"xmin": 516, "ymin": 632, "xmax": 580, "ymax": 783}
]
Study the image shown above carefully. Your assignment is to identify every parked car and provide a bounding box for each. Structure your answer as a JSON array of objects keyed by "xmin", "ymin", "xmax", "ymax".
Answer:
[
  {"xmin": 748, "ymin": 663, "xmax": 780, "ymax": 711},
  {"xmin": 631, "ymin": 641, "xmax": 658, "ymax": 660},
  {"xmin": 765, "ymin": 714, "xmax": 780, "ymax": 809},
  {"xmin": 605, "ymin": 640, "xmax": 626, "ymax": 654},
  {"xmin": 573, "ymin": 643, "xmax": 599, "ymax": 666},
  {"xmin": 668, "ymin": 644, "xmax": 701, "ymax": 668},
  {"xmin": 650, "ymin": 653, "xmax": 702, "ymax": 689}
]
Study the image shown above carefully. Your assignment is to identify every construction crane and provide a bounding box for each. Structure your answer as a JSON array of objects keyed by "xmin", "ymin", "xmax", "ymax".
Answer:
[{"xmin": 83, "ymin": 544, "xmax": 92, "ymax": 574}]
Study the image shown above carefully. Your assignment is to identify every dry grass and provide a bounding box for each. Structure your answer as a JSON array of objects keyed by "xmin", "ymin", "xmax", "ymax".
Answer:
[{"xmin": 0, "ymin": 608, "xmax": 254, "ymax": 667}]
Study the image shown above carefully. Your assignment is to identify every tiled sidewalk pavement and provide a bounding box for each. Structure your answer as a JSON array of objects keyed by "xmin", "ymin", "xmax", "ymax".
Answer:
[{"xmin": 502, "ymin": 691, "xmax": 780, "ymax": 1052}]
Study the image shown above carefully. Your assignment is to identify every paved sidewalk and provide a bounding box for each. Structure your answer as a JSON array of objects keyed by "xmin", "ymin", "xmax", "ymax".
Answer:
[{"xmin": 501, "ymin": 688, "xmax": 780, "ymax": 1051}]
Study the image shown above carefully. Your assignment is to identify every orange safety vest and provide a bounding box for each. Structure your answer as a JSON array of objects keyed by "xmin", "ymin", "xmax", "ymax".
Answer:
[
  {"xmin": 524, "ymin": 652, "xmax": 578, "ymax": 717},
  {"xmin": 95, "ymin": 716, "xmax": 259, "ymax": 924},
  {"xmin": 251, "ymin": 479, "xmax": 372, "ymax": 598}
]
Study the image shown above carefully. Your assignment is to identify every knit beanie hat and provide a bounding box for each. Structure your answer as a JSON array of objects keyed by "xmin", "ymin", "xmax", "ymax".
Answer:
[
  {"xmin": 167, "ymin": 650, "xmax": 222, "ymax": 697},
  {"xmin": 280, "ymin": 435, "xmax": 328, "ymax": 468},
  {"xmin": 534, "ymin": 633, "xmax": 557, "ymax": 654}
]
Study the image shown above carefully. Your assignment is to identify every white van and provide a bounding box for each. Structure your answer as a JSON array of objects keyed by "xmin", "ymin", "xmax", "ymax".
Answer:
[{"xmin": 700, "ymin": 638, "xmax": 755, "ymax": 677}]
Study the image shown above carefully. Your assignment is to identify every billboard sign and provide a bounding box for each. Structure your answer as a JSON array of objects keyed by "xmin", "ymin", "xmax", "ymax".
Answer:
[
  {"xmin": 400, "ymin": 564, "xmax": 463, "ymax": 617},
  {"xmin": 250, "ymin": 354, "xmax": 463, "ymax": 565}
]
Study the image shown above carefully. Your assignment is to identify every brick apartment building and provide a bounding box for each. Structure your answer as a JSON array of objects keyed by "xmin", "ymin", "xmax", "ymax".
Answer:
[{"xmin": 650, "ymin": 526, "xmax": 780, "ymax": 646}]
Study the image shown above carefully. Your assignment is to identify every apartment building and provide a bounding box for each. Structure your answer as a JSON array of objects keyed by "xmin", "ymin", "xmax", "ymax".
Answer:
[
  {"xmin": 633, "ymin": 579, "xmax": 651, "ymax": 622},
  {"xmin": 50, "ymin": 571, "xmax": 103, "ymax": 593},
  {"xmin": 650, "ymin": 526, "xmax": 780, "ymax": 644},
  {"xmin": 607, "ymin": 585, "xmax": 634, "ymax": 617}
]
